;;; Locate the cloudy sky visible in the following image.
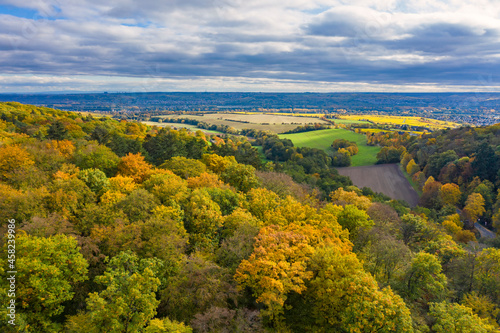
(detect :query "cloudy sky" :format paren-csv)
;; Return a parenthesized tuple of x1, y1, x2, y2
(1, 0, 500, 92)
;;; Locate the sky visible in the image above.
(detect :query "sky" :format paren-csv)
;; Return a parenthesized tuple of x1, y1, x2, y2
(1, 0, 500, 92)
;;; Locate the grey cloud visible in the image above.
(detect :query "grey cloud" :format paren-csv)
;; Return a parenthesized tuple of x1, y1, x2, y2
(383, 22, 500, 54)
(0, 1, 500, 91)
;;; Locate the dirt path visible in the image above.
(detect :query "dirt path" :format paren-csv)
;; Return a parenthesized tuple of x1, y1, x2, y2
(336, 164, 419, 207)
(475, 222, 496, 239)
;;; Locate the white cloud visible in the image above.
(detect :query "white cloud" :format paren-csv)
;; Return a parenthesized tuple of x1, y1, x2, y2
(0, 0, 499, 91)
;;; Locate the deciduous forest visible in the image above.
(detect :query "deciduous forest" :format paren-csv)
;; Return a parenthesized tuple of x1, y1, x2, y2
(0, 102, 499, 332)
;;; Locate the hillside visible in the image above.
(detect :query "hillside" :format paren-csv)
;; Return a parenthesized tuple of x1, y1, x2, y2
(0, 102, 498, 332)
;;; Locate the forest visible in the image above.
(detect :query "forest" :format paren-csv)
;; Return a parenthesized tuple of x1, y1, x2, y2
(0, 102, 499, 332)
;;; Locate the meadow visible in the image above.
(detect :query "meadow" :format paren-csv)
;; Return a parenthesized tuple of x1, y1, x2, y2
(280, 128, 380, 166)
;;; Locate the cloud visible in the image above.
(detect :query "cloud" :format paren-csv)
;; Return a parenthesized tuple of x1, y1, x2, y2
(0, 0, 499, 91)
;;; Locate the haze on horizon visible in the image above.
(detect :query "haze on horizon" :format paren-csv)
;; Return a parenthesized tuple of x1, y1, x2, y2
(1, 0, 500, 93)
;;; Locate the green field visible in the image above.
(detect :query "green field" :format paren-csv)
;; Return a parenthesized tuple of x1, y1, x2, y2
(280, 129, 380, 166)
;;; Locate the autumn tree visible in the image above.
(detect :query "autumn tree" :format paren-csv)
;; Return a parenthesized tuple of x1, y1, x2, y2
(235, 225, 316, 325)
(474, 248, 500, 306)
(406, 159, 420, 175)
(187, 172, 224, 189)
(201, 153, 237, 174)
(440, 183, 461, 206)
(0, 144, 35, 181)
(144, 318, 193, 333)
(235, 223, 350, 327)
(117, 152, 154, 183)
(463, 193, 485, 228)
(143, 172, 189, 204)
(329, 187, 371, 210)
(108, 175, 138, 194)
(46, 139, 75, 158)
(160, 254, 237, 323)
(299, 246, 414, 333)
(461, 292, 500, 329)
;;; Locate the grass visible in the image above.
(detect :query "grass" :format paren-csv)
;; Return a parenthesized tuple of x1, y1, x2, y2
(280, 128, 380, 166)
(254, 146, 269, 163)
(400, 164, 422, 196)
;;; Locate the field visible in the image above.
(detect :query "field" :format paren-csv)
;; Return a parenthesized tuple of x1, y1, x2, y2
(279, 128, 380, 166)
(142, 121, 224, 134)
(338, 115, 460, 129)
(336, 164, 420, 206)
(162, 113, 330, 133)
(332, 118, 371, 125)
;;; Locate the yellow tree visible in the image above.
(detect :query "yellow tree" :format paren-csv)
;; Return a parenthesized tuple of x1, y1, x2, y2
(46, 139, 75, 159)
(235, 223, 350, 326)
(461, 292, 500, 329)
(187, 172, 224, 189)
(108, 175, 139, 194)
(423, 176, 436, 191)
(463, 193, 485, 225)
(0, 144, 35, 181)
(440, 183, 461, 206)
(329, 187, 371, 210)
(305, 247, 414, 333)
(406, 159, 420, 175)
(201, 153, 237, 174)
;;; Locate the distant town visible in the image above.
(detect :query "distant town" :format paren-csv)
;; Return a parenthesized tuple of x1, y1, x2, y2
(1, 92, 500, 126)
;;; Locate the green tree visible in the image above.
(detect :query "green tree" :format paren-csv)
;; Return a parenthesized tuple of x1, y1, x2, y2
(144, 318, 193, 333)
(115, 188, 160, 222)
(336, 204, 374, 239)
(472, 142, 499, 182)
(221, 163, 260, 193)
(0, 232, 88, 332)
(66, 251, 161, 333)
(73, 143, 120, 177)
(47, 120, 68, 140)
(429, 301, 495, 333)
(184, 188, 223, 252)
(402, 252, 447, 302)
(78, 168, 110, 196)
(161, 156, 207, 179)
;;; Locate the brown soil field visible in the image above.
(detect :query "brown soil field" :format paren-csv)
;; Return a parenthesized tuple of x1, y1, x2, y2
(336, 164, 419, 207)
(163, 113, 330, 133)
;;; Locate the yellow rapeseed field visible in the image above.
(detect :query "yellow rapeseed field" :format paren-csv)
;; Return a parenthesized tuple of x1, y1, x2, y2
(337, 115, 460, 129)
